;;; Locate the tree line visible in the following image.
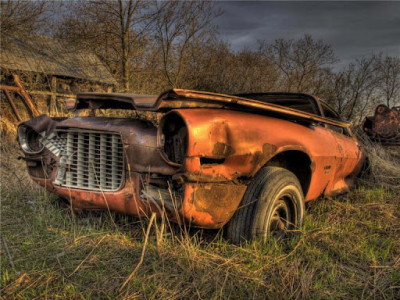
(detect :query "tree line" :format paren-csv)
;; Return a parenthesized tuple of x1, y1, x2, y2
(1, 0, 399, 121)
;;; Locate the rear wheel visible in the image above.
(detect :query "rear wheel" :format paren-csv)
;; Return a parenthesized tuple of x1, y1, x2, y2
(226, 166, 304, 244)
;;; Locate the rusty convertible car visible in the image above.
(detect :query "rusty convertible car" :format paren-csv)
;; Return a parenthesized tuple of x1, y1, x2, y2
(18, 89, 363, 243)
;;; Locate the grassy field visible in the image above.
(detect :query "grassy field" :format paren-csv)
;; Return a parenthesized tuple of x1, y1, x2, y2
(1, 142, 400, 299)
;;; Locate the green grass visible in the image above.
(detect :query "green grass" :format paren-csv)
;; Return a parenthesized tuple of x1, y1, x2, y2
(1, 145, 399, 299)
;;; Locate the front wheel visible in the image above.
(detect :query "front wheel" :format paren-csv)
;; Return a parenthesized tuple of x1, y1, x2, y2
(226, 166, 305, 244)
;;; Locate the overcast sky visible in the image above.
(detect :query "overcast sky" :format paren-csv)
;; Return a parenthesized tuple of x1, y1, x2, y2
(214, 1, 400, 68)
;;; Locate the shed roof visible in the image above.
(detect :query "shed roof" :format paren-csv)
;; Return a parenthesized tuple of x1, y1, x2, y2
(1, 34, 117, 85)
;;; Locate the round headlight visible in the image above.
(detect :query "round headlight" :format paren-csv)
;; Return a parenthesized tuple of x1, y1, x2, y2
(18, 125, 44, 154)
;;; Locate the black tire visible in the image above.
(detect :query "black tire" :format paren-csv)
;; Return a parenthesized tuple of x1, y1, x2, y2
(226, 166, 305, 244)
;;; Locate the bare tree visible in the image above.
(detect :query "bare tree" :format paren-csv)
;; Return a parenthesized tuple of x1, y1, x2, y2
(376, 56, 400, 107)
(325, 55, 380, 121)
(56, 0, 150, 92)
(153, 0, 221, 88)
(0, 0, 52, 35)
(180, 38, 233, 92)
(226, 48, 279, 93)
(261, 34, 336, 93)
(173, 38, 280, 94)
(16, 0, 393, 120)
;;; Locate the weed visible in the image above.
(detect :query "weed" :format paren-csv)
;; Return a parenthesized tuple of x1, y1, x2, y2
(1, 142, 399, 299)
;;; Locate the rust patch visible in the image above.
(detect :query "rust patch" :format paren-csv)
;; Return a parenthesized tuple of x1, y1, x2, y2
(310, 161, 316, 173)
(124, 192, 133, 212)
(263, 143, 278, 157)
(191, 183, 247, 225)
(250, 143, 277, 171)
(250, 151, 264, 169)
(177, 172, 230, 183)
(212, 142, 235, 158)
(324, 165, 331, 174)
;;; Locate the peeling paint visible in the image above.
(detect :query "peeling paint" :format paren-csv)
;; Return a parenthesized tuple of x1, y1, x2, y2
(212, 142, 235, 158)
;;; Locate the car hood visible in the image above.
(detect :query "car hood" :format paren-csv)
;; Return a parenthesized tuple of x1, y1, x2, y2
(70, 89, 350, 128)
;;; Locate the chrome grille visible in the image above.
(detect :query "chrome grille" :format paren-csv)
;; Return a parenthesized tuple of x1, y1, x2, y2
(55, 130, 124, 191)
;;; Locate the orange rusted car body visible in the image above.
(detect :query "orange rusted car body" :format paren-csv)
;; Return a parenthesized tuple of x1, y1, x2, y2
(18, 89, 363, 228)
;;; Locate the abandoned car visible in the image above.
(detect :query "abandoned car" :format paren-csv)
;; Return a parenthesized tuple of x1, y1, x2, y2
(18, 89, 363, 243)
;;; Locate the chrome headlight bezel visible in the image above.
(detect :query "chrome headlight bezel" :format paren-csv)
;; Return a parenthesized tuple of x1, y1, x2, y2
(18, 125, 44, 154)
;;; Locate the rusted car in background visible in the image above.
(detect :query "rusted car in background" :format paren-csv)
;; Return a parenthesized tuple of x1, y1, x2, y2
(18, 89, 363, 243)
(361, 104, 400, 146)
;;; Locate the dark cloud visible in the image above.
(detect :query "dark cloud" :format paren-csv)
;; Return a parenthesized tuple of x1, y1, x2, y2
(214, 1, 400, 67)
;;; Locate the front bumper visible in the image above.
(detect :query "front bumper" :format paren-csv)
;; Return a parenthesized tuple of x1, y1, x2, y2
(30, 170, 247, 229)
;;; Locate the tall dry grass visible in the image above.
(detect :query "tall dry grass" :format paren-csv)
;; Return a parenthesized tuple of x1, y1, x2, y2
(0, 117, 17, 142)
(1, 137, 400, 299)
(1, 113, 399, 298)
(354, 128, 400, 191)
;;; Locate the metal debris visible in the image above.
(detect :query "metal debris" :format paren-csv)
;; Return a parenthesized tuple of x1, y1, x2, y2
(361, 104, 400, 145)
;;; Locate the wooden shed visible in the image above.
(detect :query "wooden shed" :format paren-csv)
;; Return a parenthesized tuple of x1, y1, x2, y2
(1, 34, 117, 122)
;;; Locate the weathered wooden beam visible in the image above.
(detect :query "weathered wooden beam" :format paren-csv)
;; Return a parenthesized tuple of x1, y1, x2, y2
(1, 85, 76, 99)
(0, 85, 21, 92)
(50, 76, 57, 114)
(3, 89, 22, 122)
(28, 90, 76, 98)
(12, 74, 40, 117)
